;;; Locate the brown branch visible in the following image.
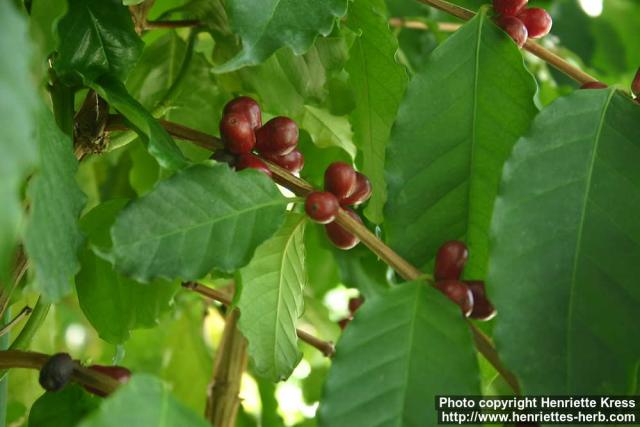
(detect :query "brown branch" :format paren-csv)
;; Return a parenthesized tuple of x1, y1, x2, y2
(0, 306, 32, 338)
(145, 19, 202, 29)
(388, 18, 461, 32)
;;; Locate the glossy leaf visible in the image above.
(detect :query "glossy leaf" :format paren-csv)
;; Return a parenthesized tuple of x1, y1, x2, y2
(319, 282, 480, 426)
(24, 107, 86, 302)
(238, 214, 307, 381)
(384, 7, 537, 278)
(300, 105, 356, 159)
(111, 164, 288, 282)
(345, 0, 408, 223)
(29, 385, 100, 427)
(489, 89, 640, 394)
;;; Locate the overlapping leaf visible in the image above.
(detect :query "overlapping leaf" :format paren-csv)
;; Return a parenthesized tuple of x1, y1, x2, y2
(489, 89, 640, 394)
(29, 385, 100, 427)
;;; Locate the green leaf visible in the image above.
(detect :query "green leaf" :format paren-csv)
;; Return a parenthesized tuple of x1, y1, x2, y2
(300, 105, 355, 159)
(77, 375, 210, 427)
(30, 0, 67, 56)
(91, 75, 189, 171)
(54, 0, 144, 83)
(123, 0, 145, 5)
(215, 0, 348, 72)
(237, 214, 307, 381)
(28, 385, 100, 427)
(488, 89, 640, 394)
(111, 164, 288, 282)
(345, 0, 408, 224)
(318, 282, 480, 426)
(384, 7, 537, 278)
(24, 108, 86, 303)
(0, 1, 39, 284)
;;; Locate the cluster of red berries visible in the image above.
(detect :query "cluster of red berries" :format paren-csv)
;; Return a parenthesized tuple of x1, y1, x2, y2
(304, 162, 372, 250)
(433, 241, 496, 320)
(216, 97, 304, 176)
(337, 296, 364, 330)
(493, 0, 552, 48)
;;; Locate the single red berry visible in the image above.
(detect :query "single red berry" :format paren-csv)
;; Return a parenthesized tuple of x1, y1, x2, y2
(435, 280, 474, 317)
(211, 149, 237, 167)
(631, 68, 640, 97)
(435, 240, 469, 281)
(339, 172, 372, 207)
(493, 0, 527, 16)
(348, 296, 364, 314)
(236, 153, 272, 176)
(263, 149, 304, 174)
(324, 162, 357, 200)
(255, 117, 299, 155)
(338, 317, 351, 330)
(518, 8, 552, 38)
(84, 365, 132, 397)
(497, 16, 528, 48)
(220, 113, 256, 155)
(305, 192, 340, 224)
(223, 96, 262, 130)
(464, 280, 497, 321)
(580, 81, 608, 90)
(325, 209, 361, 250)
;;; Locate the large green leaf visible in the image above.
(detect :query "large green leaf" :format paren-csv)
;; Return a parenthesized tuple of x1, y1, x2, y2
(345, 0, 408, 224)
(0, 1, 39, 284)
(319, 282, 480, 426)
(300, 105, 355, 159)
(77, 375, 210, 427)
(237, 213, 307, 381)
(111, 164, 288, 282)
(24, 108, 86, 302)
(215, 0, 348, 72)
(384, 7, 537, 278)
(488, 89, 640, 395)
(28, 385, 100, 427)
(54, 0, 144, 83)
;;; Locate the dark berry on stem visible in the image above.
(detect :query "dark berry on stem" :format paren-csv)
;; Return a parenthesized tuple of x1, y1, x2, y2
(211, 149, 237, 167)
(220, 113, 255, 155)
(435, 240, 469, 281)
(338, 317, 351, 330)
(324, 162, 357, 200)
(518, 8, 552, 38)
(264, 149, 304, 174)
(493, 0, 527, 16)
(325, 209, 361, 250)
(223, 96, 262, 130)
(435, 280, 474, 317)
(348, 296, 364, 314)
(84, 365, 132, 397)
(305, 192, 339, 224)
(631, 68, 640, 97)
(255, 117, 299, 155)
(340, 172, 372, 207)
(464, 280, 497, 321)
(39, 353, 75, 392)
(497, 16, 528, 48)
(236, 153, 272, 176)
(580, 81, 608, 90)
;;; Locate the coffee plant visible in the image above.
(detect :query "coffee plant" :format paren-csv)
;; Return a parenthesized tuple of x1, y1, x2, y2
(1, 0, 639, 426)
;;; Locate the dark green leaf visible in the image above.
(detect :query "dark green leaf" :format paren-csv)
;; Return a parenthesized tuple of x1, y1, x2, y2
(384, 7, 537, 278)
(111, 164, 288, 282)
(28, 385, 100, 427)
(30, 0, 67, 56)
(489, 89, 640, 394)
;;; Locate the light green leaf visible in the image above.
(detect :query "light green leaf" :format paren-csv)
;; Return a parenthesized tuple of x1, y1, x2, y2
(24, 107, 86, 303)
(29, 385, 100, 427)
(319, 282, 480, 426)
(384, 7, 537, 278)
(123, 0, 145, 5)
(345, 0, 408, 224)
(489, 89, 640, 394)
(300, 105, 355, 159)
(111, 164, 288, 282)
(238, 214, 307, 381)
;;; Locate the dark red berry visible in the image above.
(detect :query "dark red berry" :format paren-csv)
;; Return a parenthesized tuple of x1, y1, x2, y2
(255, 117, 299, 156)
(339, 172, 372, 207)
(338, 317, 351, 330)
(84, 365, 131, 397)
(435, 240, 469, 281)
(263, 149, 304, 174)
(39, 353, 75, 392)
(518, 8, 552, 38)
(435, 280, 474, 317)
(220, 113, 255, 155)
(497, 16, 528, 48)
(305, 192, 340, 224)
(631, 68, 640, 97)
(493, 0, 527, 16)
(324, 162, 357, 200)
(236, 153, 272, 176)
(211, 149, 237, 167)
(580, 81, 608, 90)
(464, 280, 497, 321)
(325, 209, 361, 250)
(348, 296, 364, 314)
(223, 96, 262, 130)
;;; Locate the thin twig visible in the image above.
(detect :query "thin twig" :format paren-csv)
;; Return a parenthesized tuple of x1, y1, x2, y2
(0, 307, 32, 338)
(145, 19, 202, 29)
(388, 17, 461, 32)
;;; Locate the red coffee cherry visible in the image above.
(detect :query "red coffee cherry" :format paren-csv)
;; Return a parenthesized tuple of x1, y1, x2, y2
(518, 8, 552, 38)
(435, 240, 469, 281)
(337, 317, 351, 330)
(497, 16, 528, 48)
(220, 113, 255, 155)
(493, 0, 527, 16)
(325, 209, 362, 250)
(263, 149, 304, 174)
(305, 192, 340, 224)
(340, 172, 372, 207)
(324, 162, 357, 200)
(39, 353, 75, 392)
(236, 153, 272, 176)
(348, 296, 364, 314)
(632, 68, 640, 97)
(464, 280, 497, 321)
(255, 117, 299, 155)
(84, 365, 132, 397)
(580, 81, 608, 89)
(223, 96, 262, 130)
(435, 280, 474, 317)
